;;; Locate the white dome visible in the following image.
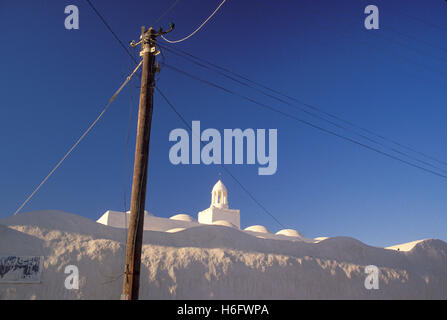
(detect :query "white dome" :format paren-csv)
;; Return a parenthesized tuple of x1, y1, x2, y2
(244, 225, 270, 233)
(275, 229, 303, 238)
(212, 220, 235, 228)
(166, 227, 186, 233)
(169, 214, 195, 222)
(212, 180, 227, 193)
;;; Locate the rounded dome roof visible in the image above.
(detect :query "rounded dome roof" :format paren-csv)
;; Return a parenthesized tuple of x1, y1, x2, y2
(212, 180, 227, 193)
(166, 227, 186, 233)
(275, 229, 302, 238)
(212, 220, 235, 228)
(244, 225, 270, 233)
(169, 214, 195, 222)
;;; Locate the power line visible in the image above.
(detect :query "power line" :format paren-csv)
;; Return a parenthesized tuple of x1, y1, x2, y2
(300, 5, 447, 71)
(158, 43, 447, 172)
(85, 0, 138, 65)
(293, 9, 447, 167)
(158, 45, 447, 176)
(162, 62, 447, 182)
(154, 0, 181, 26)
(81, 0, 447, 225)
(396, 11, 447, 33)
(82, 0, 286, 230)
(155, 86, 286, 229)
(368, 29, 447, 65)
(160, 0, 226, 44)
(309, 5, 447, 76)
(270, 4, 447, 80)
(386, 26, 447, 55)
(13, 61, 143, 216)
(85, 0, 447, 172)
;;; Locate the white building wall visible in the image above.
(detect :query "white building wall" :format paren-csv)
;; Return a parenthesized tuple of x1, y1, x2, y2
(198, 206, 240, 229)
(97, 180, 241, 231)
(96, 211, 200, 232)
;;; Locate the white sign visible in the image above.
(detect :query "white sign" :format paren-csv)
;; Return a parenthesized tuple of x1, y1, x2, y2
(0, 256, 43, 283)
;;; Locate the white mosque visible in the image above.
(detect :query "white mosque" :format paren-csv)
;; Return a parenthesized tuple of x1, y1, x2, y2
(97, 180, 312, 241)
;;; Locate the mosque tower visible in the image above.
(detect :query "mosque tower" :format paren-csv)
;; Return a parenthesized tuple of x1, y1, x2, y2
(198, 180, 241, 228)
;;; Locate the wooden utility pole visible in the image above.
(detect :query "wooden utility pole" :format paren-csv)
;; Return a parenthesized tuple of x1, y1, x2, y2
(121, 26, 156, 300)
(121, 24, 173, 300)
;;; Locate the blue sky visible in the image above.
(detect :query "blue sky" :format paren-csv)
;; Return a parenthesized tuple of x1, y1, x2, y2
(1, 0, 446, 247)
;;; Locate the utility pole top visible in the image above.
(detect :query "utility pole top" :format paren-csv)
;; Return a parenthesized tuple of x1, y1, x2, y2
(130, 23, 175, 56)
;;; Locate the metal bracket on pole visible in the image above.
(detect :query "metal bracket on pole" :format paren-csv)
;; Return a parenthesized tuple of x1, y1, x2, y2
(129, 23, 175, 57)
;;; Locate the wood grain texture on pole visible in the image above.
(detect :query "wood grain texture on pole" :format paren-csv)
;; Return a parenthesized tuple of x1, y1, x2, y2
(122, 27, 156, 300)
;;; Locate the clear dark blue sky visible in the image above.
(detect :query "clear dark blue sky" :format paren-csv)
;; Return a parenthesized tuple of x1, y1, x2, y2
(1, 0, 446, 247)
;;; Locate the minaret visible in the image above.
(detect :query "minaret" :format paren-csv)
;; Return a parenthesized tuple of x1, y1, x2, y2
(211, 180, 229, 209)
(198, 180, 241, 228)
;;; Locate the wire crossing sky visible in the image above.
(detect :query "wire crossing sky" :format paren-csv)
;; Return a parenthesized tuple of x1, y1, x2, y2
(1, 0, 447, 247)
